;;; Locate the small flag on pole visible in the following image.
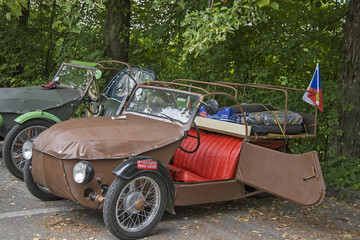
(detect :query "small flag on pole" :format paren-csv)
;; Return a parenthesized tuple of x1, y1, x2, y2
(303, 63, 323, 112)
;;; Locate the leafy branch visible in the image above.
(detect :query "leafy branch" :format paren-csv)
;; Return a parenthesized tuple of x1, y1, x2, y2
(181, 0, 278, 58)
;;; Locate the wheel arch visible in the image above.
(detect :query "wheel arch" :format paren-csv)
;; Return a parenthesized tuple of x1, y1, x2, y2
(14, 111, 61, 124)
(3, 116, 57, 179)
(112, 156, 175, 215)
(0, 114, 4, 128)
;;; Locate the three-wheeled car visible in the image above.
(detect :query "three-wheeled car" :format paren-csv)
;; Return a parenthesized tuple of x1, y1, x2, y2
(24, 80, 326, 239)
(0, 60, 155, 179)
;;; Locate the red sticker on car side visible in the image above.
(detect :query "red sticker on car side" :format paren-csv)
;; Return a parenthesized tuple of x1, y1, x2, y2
(137, 160, 158, 170)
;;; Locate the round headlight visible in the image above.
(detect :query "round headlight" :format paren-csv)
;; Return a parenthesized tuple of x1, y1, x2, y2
(22, 141, 33, 160)
(73, 161, 94, 184)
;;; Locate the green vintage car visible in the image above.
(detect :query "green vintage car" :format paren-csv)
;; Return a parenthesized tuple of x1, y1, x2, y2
(0, 60, 155, 179)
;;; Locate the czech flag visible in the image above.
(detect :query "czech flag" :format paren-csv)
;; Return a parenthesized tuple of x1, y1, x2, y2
(302, 63, 323, 112)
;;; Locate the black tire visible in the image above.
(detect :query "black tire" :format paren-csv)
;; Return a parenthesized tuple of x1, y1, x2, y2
(3, 119, 53, 179)
(23, 158, 62, 201)
(251, 123, 303, 135)
(226, 104, 276, 113)
(104, 173, 167, 240)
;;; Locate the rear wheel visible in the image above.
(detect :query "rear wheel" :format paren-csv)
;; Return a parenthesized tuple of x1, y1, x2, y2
(23, 158, 62, 201)
(3, 119, 53, 179)
(103, 173, 167, 240)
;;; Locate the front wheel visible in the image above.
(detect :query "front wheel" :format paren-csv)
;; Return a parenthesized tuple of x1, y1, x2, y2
(23, 158, 62, 201)
(3, 119, 53, 179)
(103, 173, 167, 240)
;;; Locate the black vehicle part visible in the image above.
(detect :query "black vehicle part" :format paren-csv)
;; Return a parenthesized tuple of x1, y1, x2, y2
(226, 104, 276, 113)
(3, 119, 54, 179)
(301, 113, 316, 134)
(23, 158, 62, 201)
(204, 99, 219, 115)
(113, 156, 175, 215)
(103, 172, 167, 240)
(247, 110, 303, 126)
(179, 122, 200, 154)
(251, 123, 303, 135)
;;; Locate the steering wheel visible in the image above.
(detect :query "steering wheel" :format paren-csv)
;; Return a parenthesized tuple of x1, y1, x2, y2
(179, 122, 200, 154)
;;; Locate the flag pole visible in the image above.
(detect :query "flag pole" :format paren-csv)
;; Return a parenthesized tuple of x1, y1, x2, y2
(316, 63, 320, 106)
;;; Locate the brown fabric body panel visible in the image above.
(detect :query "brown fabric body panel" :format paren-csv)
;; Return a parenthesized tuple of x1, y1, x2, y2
(61, 159, 122, 209)
(33, 151, 122, 208)
(32, 150, 75, 201)
(32, 142, 183, 208)
(143, 140, 183, 167)
(173, 180, 245, 206)
(236, 142, 325, 206)
(33, 113, 185, 160)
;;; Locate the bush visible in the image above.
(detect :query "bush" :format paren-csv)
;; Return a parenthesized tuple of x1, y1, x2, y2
(322, 156, 360, 191)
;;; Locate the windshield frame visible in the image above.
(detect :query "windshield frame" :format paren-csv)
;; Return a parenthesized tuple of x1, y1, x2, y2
(124, 85, 202, 126)
(52, 63, 99, 96)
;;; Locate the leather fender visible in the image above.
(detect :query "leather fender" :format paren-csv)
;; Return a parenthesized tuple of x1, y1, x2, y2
(0, 114, 3, 128)
(112, 156, 175, 214)
(15, 111, 61, 124)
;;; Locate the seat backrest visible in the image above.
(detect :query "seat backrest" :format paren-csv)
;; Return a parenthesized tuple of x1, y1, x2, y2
(173, 130, 243, 180)
(98, 96, 121, 116)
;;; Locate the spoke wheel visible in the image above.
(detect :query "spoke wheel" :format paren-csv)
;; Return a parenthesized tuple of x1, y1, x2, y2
(104, 173, 167, 240)
(3, 119, 53, 179)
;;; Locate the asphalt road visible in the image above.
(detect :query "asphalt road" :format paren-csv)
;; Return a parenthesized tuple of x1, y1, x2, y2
(0, 157, 359, 240)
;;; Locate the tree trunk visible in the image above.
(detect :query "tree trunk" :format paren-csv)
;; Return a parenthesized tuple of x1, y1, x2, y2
(43, 0, 57, 79)
(19, 0, 30, 27)
(12, 0, 30, 84)
(328, 0, 360, 159)
(104, 0, 130, 62)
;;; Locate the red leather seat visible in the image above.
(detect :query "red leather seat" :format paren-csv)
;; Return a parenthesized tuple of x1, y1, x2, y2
(169, 129, 243, 183)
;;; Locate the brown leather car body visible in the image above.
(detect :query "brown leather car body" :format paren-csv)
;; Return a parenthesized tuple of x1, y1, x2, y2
(30, 82, 326, 212)
(32, 113, 186, 208)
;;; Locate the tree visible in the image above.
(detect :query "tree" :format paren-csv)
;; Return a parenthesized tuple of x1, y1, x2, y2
(0, 0, 30, 87)
(0, 0, 105, 87)
(104, 0, 130, 61)
(328, 0, 360, 159)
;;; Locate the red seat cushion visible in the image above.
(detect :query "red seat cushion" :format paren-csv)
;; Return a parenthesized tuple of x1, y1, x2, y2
(168, 165, 210, 182)
(170, 129, 243, 183)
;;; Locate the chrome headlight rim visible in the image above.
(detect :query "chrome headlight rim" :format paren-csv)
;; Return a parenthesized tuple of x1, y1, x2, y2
(73, 161, 94, 184)
(22, 140, 33, 160)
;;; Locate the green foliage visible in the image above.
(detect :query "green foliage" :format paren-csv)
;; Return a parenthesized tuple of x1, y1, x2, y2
(0, 0, 105, 88)
(181, 0, 278, 58)
(1, 0, 26, 19)
(322, 155, 360, 191)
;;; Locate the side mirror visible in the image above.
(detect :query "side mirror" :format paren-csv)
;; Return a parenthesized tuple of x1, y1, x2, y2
(205, 99, 219, 115)
(95, 70, 102, 79)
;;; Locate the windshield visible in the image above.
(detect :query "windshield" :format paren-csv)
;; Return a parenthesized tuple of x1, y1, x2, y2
(126, 87, 199, 124)
(53, 63, 97, 89)
(102, 67, 156, 101)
